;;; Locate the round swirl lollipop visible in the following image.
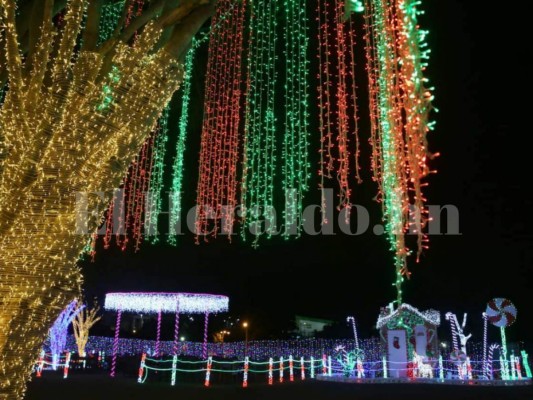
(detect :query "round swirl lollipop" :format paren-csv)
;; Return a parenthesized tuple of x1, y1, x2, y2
(485, 298, 517, 328)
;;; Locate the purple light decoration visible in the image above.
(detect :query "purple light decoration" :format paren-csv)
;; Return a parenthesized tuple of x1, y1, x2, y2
(173, 305, 180, 356)
(203, 312, 209, 360)
(48, 300, 83, 370)
(110, 309, 122, 377)
(482, 312, 488, 378)
(155, 309, 162, 356)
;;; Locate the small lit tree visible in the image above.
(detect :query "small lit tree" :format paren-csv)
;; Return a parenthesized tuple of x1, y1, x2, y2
(72, 298, 101, 357)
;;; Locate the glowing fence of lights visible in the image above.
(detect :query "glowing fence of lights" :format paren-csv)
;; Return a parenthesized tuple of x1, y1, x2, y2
(135, 354, 531, 387)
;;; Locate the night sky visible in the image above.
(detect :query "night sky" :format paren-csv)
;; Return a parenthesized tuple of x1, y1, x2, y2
(80, 1, 531, 345)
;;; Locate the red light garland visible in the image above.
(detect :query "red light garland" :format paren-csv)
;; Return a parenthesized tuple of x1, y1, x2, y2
(363, 0, 436, 300)
(317, 0, 361, 215)
(195, 0, 247, 241)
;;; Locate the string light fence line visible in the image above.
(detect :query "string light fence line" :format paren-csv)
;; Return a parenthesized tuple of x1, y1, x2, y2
(55, 334, 532, 383)
(34, 351, 72, 379)
(137, 353, 325, 387)
(134, 353, 531, 387)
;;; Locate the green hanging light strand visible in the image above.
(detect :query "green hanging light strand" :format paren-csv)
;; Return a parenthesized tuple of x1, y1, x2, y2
(364, 0, 436, 303)
(241, 0, 278, 245)
(282, 0, 310, 238)
(97, 1, 125, 46)
(145, 104, 170, 243)
(168, 44, 196, 245)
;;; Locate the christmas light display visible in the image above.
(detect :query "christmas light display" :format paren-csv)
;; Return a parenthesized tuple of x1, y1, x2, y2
(72, 298, 101, 357)
(205, 357, 212, 387)
(243, 356, 249, 387)
(377, 304, 440, 329)
(289, 355, 294, 381)
(482, 312, 488, 378)
(111, 309, 122, 378)
(97, 1, 124, 46)
(241, 0, 278, 244)
(363, 0, 436, 302)
(171, 354, 177, 385)
(487, 344, 499, 380)
(316, 0, 361, 214)
(521, 351, 532, 379)
(310, 356, 315, 378)
(63, 352, 71, 379)
(486, 298, 517, 381)
(168, 45, 196, 245)
(104, 292, 229, 314)
(173, 311, 181, 356)
(202, 312, 209, 359)
(279, 357, 284, 383)
(281, 0, 311, 237)
(138, 353, 146, 383)
(48, 300, 82, 370)
(346, 316, 360, 350)
(268, 357, 274, 384)
(510, 354, 516, 380)
(155, 309, 162, 356)
(196, 0, 247, 239)
(145, 106, 171, 243)
(445, 312, 472, 354)
(36, 351, 45, 378)
(0, 0, 213, 389)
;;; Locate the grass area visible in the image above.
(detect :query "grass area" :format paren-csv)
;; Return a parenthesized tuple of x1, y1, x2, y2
(27, 372, 533, 400)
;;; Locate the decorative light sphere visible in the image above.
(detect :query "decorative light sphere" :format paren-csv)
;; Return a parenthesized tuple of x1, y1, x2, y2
(105, 292, 229, 314)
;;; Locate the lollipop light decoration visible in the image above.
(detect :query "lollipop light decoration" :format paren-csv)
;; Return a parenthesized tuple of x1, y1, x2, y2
(485, 298, 518, 380)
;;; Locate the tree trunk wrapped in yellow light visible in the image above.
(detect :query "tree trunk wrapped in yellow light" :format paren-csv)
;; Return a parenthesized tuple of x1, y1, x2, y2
(72, 298, 101, 357)
(0, 0, 214, 398)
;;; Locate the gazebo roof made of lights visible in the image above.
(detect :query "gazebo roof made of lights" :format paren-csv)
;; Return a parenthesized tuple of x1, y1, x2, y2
(104, 292, 229, 314)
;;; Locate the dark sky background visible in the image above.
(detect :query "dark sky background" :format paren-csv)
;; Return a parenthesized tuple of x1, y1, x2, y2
(80, 1, 531, 346)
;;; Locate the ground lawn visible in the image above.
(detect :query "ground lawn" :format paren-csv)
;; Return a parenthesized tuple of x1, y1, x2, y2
(26, 372, 533, 400)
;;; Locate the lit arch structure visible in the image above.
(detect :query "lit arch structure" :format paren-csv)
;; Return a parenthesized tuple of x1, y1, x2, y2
(105, 292, 229, 376)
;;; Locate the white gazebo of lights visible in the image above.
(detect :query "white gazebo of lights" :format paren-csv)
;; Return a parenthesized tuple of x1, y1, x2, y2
(105, 292, 229, 377)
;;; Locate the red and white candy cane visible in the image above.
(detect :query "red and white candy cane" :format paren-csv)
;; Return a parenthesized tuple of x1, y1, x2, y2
(268, 357, 273, 385)
(289, 355, 294, 382)
(138, 353, 146, 383)
(63, 352, 71, 379)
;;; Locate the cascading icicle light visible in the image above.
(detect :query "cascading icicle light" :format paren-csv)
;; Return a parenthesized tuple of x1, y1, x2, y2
(168, 44, 196, 245)
(316, 0, 362, 217)
(282, 0, 310, 238)
(145, 105, 170, 243)
(196, 0, 247, 240)
(363, 0, 436, 303)
(241, 0, 278, 244)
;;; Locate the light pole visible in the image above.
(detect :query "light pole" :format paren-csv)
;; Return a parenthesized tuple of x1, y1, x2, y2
(243, 322, 249, 357)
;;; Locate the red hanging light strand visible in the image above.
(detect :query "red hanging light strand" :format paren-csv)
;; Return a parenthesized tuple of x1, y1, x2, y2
(195, 0, 247, 241)
(317, 0, 362, 215)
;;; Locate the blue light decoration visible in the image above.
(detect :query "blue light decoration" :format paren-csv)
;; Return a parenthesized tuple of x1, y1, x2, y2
(47, 300, 83, 370)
